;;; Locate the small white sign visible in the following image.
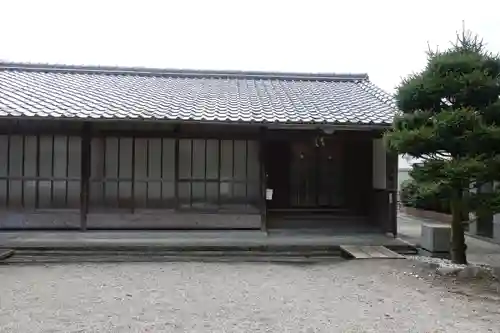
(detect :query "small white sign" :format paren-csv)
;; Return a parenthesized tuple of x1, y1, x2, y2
(266, 189, 273, 200)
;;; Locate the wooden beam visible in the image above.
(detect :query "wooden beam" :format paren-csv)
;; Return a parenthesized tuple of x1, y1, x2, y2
(89, 129, 259, 140)
(80, 122, 91, 231)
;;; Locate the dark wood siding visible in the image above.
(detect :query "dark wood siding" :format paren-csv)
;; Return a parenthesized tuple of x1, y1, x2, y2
(0, 119, 262, 230)
(0, 134, 81, 210)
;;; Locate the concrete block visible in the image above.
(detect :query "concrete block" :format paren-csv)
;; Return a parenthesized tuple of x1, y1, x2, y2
(492, 267, 500, 280)
(421, 223, 451, 253)
(493, 217, 500, 241)
(418, 248, 450, 259)
(468, 220, 478, 235)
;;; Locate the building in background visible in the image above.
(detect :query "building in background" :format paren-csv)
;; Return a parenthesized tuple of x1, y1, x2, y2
(397, 156, 414, 192)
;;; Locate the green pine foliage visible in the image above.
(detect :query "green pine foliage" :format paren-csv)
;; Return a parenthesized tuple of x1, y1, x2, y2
(400, 179, 452, 214)
(385, 28, 500, 264)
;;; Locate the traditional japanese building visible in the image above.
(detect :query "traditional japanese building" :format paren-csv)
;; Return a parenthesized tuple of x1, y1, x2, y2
(0, 63, 398, 233)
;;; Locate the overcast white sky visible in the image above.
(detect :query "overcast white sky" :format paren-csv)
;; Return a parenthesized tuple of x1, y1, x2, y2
(2, 0, 499, 168)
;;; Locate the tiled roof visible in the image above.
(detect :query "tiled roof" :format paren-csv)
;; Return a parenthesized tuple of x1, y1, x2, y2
(0, 63, 397, 126)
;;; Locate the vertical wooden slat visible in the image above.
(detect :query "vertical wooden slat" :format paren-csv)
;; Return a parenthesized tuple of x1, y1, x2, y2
(259, 127, 267, 231)
(117, 137, 121, 205)
(217, 139, 221, 207)
(204, 138, 208, 204)
(5, 134, 10, 207)
(315, 134, 320, 206)
(20, 135, 25, 207)
(189, 138, 194, 208)
(231, 140, 235, 199)
(102, 136, 107, 207)
(145, 138, 150, 207)
(35, 134, 40, 209)
(50, 134, 55, 206)
(80, 122, 91, 231)
(244, 140, 248, 200)
(65, 135, 70, 207)
(131, 136, 136, 213)
(160, 137, 164, 202)
(174, 125, 180, 209)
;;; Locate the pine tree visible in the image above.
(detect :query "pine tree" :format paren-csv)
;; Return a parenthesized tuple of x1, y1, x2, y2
(385, 27, 500, 264)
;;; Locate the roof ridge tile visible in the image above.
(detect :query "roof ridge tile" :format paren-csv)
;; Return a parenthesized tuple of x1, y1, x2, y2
(0, 62, 368, 82)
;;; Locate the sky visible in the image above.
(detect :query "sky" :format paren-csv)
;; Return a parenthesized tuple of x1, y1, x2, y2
(1, 0, 499, 169)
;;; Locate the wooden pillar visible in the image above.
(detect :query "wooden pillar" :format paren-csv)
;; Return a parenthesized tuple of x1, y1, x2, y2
(259, 127, 267, 231)
(372, 136, 385, 231)
(372, 134, 398, 235)
(80, 122, 91, 231)
(386, 151, 398, 237)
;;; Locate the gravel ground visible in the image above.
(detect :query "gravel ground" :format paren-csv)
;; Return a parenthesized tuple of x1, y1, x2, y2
(1, 260, 500, 333)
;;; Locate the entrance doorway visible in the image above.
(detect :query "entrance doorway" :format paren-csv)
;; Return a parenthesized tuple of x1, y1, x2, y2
(265, 136, 345, 211)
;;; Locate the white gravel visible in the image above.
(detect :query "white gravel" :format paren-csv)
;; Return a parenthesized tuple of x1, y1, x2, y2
(406, 255, 469, 268)
(1, 260, 499, 332)
(406, 255, 496, 274)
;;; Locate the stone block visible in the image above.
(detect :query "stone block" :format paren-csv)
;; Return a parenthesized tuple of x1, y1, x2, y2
(457, 266, 497, 280)
(421, 223, 451, 253)
(457, 266, 482, 279)
(436, 266, 462, 276)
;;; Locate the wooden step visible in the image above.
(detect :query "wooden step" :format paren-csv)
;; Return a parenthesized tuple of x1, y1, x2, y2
(0, 249, 15, 261)
(3, 248, 344, 264)
(340, 245, 405, 259)
(267, 218, 369, 229)
(275, 215, 367, 221)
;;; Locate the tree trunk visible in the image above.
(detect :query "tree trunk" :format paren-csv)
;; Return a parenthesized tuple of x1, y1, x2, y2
(450, 189, 467, 264)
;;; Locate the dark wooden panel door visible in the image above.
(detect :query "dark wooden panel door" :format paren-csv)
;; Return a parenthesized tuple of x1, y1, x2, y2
(289, 138, 345, 208)
(317, 138, 345, 207)
(289, 141, 316, 207)
(265, 141, 291, 209)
